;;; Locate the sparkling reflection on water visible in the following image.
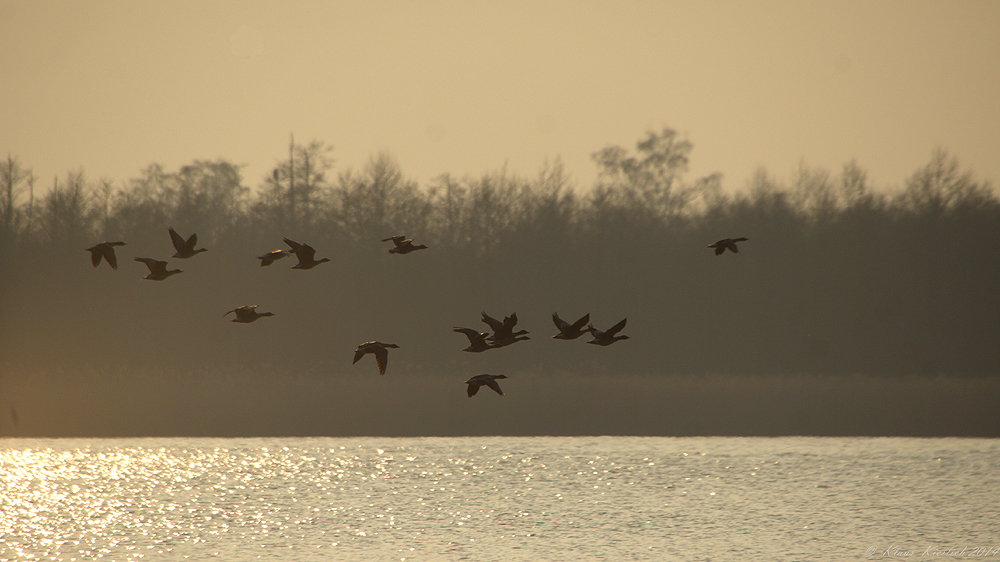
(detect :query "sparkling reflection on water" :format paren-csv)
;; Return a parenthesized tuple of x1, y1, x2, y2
(1, 437, 997, 561)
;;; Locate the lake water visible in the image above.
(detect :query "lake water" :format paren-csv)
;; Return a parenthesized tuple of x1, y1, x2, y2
(1, 437, 997, 561)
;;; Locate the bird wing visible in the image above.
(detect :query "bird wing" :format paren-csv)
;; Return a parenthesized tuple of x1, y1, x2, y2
(169, 228, 185, 252)
(373, 347, 389, 375)
(88, 248, 103, 268)
(467, 381, 480, 397)
(500, 313, 518, 335)
(484, 378, 504, 396)
(258, 250, 285, 266)
(283, 238, 303, 253)
(234, 306, 257, 320)
(480, 312, 504, 334)
(353, 348, 368, 365)
(454, 327, 488, 344)
(297, 243, 317, 262)
(284, 238, 318, 263)
(606, 318, 628, 336)
(570, 313, 590, 332)
(186, 232, 198, 250)
(103, 246, 119, 269)
(134, 257, 166, 273)
(552, 312, 569, 331)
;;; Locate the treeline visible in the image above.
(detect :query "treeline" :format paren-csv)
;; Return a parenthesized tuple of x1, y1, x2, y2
(2, 129, 998, 379)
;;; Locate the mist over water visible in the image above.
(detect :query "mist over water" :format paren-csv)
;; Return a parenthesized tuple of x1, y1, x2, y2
(3, 370, 998, 438)
(1, 137, 998, 437)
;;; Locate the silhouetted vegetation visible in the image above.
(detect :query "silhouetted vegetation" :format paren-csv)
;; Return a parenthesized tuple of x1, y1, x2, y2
(2, 131, 998, 436)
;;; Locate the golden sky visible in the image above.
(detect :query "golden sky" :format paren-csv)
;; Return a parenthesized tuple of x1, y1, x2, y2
(2, 0, 997, 193)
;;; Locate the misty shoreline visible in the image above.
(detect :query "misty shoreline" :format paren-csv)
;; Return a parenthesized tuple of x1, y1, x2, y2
(2, 136, 998, 440)
(3, 370, 997, 438)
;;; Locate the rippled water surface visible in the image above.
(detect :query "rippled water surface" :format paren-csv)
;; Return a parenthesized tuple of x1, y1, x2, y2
(1, 437, 997, 561)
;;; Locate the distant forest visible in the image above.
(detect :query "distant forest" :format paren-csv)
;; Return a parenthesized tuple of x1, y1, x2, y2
(2, 128, 998, 380)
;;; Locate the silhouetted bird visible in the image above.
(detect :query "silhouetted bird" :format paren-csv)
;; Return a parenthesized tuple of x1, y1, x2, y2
(481, 311, 530, 347)
(586, 318, 630, 346)
(224, 305, 275, 323)
(283, 238, 330, 269)
(353, 341, 399, 376)
(708, 237, 748, 255)
(382, 235, 428, 255)
(168, 227, 208, 258)
(453, 327, 498, 353)
(551, 312, 591, 340)
(86, 241, 126, 269)
(134, 257, 182, 281)
(465, 374, 507, 397)
(257, 249, 292, 267)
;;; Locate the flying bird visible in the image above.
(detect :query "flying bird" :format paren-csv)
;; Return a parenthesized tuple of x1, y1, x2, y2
(453, 327, 498, 353)
(382, 235, 428, 255)
(168, 227, 208, 258)
(223, 305, 275, 323)
(586, 318, 630, 346)
(257, 249, 292, 267)
(465, 374, 507, 397)
(481, 311, 530, 347)
(134, 257, 183, 281)
(85, 241, 126, 269)
(353, 341, 400, 376)
(708, 237, 748, 255)
(283, 238, 331, 269)
(551, 312, 591, 340)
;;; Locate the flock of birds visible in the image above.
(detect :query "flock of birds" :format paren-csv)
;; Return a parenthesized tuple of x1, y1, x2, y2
(85, 229, 748, 398)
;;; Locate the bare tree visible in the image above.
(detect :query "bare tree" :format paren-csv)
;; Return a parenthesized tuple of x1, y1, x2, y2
(1, 154, 31, 243)
(590, 127, 708, 219)
(462, 167, 521, 255)
(839, 160, 869, 206)
(94, 178, 116, 236)
(174, 160, 249, 240)
(329, 152, 422, 243)
(38, 170, 92, 246)
(790, 160, 837, 222)
(899, 148, 993, 214)
(427, 173, 467, 248)
(267, 137, 334, 237)
(293, 140, 334, 235)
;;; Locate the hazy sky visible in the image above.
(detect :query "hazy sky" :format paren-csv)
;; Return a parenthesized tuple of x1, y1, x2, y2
(2, 0, 997, 194)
